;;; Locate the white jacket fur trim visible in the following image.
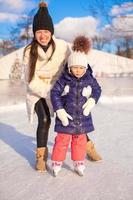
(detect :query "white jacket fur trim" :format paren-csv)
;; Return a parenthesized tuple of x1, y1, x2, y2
(23, 37, 70, 123)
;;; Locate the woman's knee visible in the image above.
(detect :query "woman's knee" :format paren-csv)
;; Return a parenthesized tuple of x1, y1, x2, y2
(38, 115, 51, 128)
(43, 115, 51, 124)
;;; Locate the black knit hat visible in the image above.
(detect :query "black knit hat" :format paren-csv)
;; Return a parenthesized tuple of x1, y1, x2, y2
(33, 2, 54, 35)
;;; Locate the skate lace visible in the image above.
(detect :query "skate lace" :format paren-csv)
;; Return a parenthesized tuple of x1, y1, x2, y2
(75, 161, 84, 166)
(52, 161, 62, 167)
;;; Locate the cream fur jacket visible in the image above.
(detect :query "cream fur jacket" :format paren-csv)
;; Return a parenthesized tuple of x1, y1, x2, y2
(23, 36, 70, 123)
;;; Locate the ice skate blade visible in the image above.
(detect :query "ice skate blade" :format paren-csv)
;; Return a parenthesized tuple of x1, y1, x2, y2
(74, 169, 84, 176)
(53, 170, 59, 177)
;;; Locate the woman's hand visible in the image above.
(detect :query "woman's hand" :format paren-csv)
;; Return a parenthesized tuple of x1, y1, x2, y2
(38, 75, 45, 80)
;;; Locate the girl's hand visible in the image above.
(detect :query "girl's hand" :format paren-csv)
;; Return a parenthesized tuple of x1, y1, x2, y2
(56, 109, 73, 126)
(82, 98, 95, 116)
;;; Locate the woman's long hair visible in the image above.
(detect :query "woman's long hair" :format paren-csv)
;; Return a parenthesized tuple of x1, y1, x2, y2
(24, 37, 55, 83)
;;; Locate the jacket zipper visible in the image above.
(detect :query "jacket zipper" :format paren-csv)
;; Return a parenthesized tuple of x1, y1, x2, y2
(75, 79, 80, 133)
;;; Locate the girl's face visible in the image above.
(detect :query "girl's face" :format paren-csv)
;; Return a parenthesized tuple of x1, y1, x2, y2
(70, 66, 86, 78)
(35, 30, 52, 46)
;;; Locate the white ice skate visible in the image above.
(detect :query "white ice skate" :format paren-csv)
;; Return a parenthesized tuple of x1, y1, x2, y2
(52, 161, 62, 177)
(74, 161, 85, 176)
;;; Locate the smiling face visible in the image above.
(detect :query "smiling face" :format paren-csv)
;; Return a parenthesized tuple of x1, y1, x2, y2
(35, 29, 52, 46)
(70, 65, 86, 78)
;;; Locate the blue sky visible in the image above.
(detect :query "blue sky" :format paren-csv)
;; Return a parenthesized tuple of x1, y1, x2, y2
(0, 0, 132, 40)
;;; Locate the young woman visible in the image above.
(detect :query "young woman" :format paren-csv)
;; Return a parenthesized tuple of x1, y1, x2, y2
(23, 2, 102, 172)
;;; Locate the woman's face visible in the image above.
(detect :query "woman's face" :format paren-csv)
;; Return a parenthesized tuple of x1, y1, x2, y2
(35, 30, 52, 46)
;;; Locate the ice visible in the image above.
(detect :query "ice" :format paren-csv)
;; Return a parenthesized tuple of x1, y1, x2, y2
(0, 79, 133, 200)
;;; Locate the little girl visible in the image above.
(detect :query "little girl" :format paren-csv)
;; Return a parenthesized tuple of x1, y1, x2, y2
(50, 36, 102, 176)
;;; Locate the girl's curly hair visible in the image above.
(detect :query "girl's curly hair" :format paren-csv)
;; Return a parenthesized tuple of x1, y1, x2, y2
(72, 36, 91, 54)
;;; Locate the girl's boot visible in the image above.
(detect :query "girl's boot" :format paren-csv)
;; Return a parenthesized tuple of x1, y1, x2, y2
(52, 161, 62, 176)
(74, 161, 85, 176)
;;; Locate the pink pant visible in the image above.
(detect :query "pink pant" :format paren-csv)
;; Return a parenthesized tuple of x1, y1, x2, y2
(51, 133, 87, 161)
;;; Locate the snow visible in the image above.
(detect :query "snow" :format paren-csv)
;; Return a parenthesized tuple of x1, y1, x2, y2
(0, 101, 133, 200)
(1, 46, 133, 79)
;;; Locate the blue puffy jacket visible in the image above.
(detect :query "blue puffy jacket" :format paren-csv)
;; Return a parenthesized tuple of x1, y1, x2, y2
(51, 65, 102, 134)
